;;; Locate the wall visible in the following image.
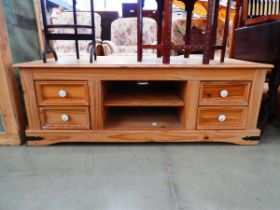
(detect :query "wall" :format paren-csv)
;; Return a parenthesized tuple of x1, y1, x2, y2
(3, 0, 41, 63)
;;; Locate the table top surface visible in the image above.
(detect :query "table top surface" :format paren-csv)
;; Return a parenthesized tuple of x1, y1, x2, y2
(14, 55, 273, 69)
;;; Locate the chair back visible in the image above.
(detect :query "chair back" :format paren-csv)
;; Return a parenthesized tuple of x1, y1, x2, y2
(111, 17, 157, 46)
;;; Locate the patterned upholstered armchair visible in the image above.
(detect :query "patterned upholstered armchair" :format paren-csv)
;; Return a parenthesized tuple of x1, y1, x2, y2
(51, 12, 102, 56)
(102, 17, 157, 56)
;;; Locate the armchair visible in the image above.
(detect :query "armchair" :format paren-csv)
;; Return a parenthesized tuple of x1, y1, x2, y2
(52, 11, 102, 56)
(102, 17, 157, 56)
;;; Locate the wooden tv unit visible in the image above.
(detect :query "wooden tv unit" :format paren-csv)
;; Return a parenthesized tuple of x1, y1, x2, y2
(16, 55, 272, 146)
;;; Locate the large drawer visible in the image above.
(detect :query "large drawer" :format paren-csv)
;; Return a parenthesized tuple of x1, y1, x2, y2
(197, 107, 247, 130)
(199, 81, 251, 105)
(39, 107, 90, 130)
(35, 81, 89, 106)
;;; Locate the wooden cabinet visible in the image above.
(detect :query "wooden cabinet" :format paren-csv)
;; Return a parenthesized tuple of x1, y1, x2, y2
(16, 56, 272, 146)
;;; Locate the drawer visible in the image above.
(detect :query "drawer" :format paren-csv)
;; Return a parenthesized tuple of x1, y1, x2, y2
(200, 82, 251, 105)
(39, 107, 90, 130)
(35, 81, 89, 106)
(197, 107, 247, 130)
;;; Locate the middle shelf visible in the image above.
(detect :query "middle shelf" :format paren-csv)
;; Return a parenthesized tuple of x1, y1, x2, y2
(103, 81, 185, 107)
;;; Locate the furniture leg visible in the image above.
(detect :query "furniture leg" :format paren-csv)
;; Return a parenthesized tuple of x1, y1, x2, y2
(229, 0, 241, 58)
(209, 0, 220, 60)
(42, 42, 58, 63)
(89, 0, 97, 63)
(137, 0, 144, 62)
(157, 2, 164, 58)
(203, 0, 216, 64)
(183, 0, 196, 58)
(72, 0, 80, 60)
(161, 0, 172, 64)
(220, 0, 231, 62)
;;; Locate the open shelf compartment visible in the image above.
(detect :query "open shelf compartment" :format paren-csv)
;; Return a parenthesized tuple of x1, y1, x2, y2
(104, 107, 184, 130)
(103, 81, 186, 107)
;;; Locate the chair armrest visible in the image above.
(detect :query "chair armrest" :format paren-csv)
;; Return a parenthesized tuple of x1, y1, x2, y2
(86, 38, 102, 53)
(102, 40, 120, 55)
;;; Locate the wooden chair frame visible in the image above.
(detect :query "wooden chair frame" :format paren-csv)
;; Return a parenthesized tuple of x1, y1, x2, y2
(137, 0, 232, 64)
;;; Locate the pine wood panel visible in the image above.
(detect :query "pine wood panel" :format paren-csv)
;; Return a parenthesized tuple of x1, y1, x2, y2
(14, 55, 273, 69)
(104, 93, 184, 106)
(200, 81, 251, 105)
(39, 106, 90, 130)
(94, 80, 104, 129)
(246, 70, 267, 129)
(25, 129, 261, 146)
(31, 68, 258, 81)
(20, 70, 41, 130)
(197, 106, 247, 130)
(103, 81, 185, 107)
(35, 81, 89, 106)
(184, 81, 200, 129)
(0, 0, 23, 145)
(105, 107, 182, 130)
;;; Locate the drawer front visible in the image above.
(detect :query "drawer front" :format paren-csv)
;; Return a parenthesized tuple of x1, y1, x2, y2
(36, 81, 89, 106)
(40, 107, 90, 130)
(197, 107, 247, 130)
(200, 82, 251, 105)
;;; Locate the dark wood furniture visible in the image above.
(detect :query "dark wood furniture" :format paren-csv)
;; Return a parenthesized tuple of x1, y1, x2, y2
(241, 0, 280, 26)
(123, 3, 161, 57)
(137, 0, 232, 64)
(233, 20, 280, 129)
(232, 0, 280, 129)
(96, 11, 119, 41)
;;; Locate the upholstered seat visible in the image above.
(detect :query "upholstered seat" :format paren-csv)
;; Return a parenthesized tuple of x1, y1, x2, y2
(51, 12, 102, 56)
(102, 17, 157, 56)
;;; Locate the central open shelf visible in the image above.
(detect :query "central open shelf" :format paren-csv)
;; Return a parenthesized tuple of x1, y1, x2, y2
(104, 107, 183, 130)
(103, 81, 185, 107)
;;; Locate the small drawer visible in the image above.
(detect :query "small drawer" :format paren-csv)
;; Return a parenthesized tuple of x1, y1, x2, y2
(35, 81, 89, 106)
(39, 107, 90, 130)
(200, 82, 251, 105)
(197, 107, 247, 130)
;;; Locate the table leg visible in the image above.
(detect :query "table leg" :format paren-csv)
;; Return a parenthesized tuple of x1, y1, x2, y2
(203, 0, 216, 64)
(137, 0, 144, 62)
(209, 0, 220, 60)
(162, 0, 172, 64)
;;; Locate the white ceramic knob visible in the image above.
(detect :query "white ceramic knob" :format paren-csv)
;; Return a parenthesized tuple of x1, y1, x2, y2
(220, 89, 229, 98)
(137, 81, 149, 86)
(61, 114, 69, 122)
(152, 122, 158, 127)
(218, 115, 226, 122)
(58, 89, 67, 98)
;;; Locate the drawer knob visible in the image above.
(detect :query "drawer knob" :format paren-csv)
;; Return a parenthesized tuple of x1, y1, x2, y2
(218, 115, 226, 122)
(220, 89, 229, 98)
(152, 122, 158, 127)
(61, 114, 69, 122)
(137, 81, 149, 86)
(220, 90, 228, 98)
(58, 90, 67, 98)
